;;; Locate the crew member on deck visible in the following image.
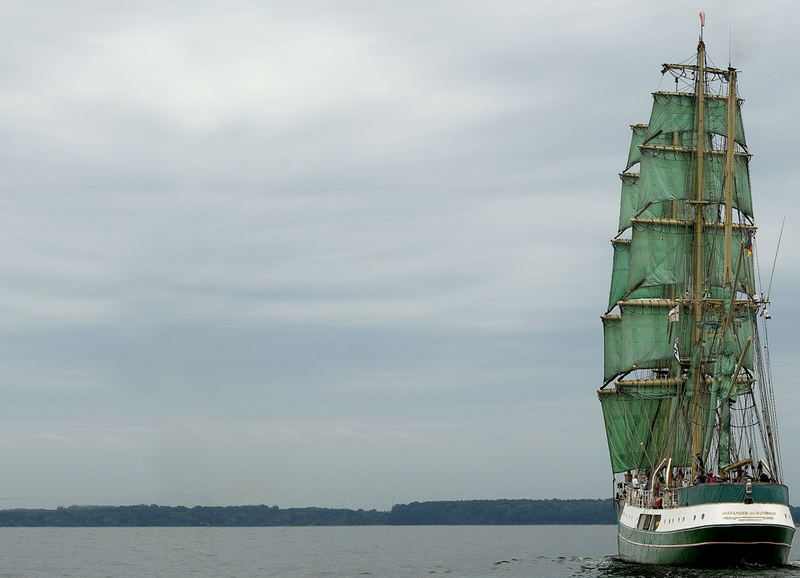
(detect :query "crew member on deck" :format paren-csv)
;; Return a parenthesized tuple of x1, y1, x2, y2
(694, 453, 705, 474)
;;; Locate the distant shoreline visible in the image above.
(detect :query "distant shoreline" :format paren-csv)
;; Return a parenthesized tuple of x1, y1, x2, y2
(1, 499, 796, 527)
(0, 498, 616, 527)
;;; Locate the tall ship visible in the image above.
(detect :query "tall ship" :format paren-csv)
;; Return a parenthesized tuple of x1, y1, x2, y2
(598, 18, 795, 566)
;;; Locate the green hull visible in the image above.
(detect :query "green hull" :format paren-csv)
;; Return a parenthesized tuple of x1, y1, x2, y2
(617, 520, 794, 566)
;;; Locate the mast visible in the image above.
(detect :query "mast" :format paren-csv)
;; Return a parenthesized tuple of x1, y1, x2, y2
(690, 37, 706, 480)
(718, 65, 738, 474)
(723, 68, 737, 284)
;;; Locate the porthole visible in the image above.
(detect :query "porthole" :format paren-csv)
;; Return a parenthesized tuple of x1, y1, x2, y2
(701, 513, 705, 520)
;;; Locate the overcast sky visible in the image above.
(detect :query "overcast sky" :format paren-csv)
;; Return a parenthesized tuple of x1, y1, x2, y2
(1, 0, 798, 509)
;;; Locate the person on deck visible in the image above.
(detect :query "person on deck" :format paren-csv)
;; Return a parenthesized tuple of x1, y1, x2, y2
(695, 453, 705, 474)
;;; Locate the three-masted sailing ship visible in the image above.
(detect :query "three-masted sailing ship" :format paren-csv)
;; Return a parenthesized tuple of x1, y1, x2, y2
(598, 20, 795, 566)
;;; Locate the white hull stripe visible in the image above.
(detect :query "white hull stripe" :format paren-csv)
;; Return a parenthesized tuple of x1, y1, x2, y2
(618, 532, 792, 549)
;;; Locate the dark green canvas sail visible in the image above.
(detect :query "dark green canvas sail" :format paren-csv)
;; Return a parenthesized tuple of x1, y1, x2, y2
(626, 221, 692, 293)
(603, 303, 676, 380)
(703, 226, 756, 295)
(603, 315, 622, 382)
(626, 125, 647, 171)
(618, 173, 640, 232)
(599, 390, 664, 472)
(645, 92, 747, 147)
(674, 304, 756, 371)
(638, 147, 753, 217)
(625, 221, 754, 296)
(599, 387, 690, 473)
(608, 240, 662, 309)
(625, 124, 678, 171)
(618, 173, 673, 233)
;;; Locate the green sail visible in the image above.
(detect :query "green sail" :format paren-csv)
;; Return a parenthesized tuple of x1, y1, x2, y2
(645, 92, 747, 147)
(618, 173, 673, 233)
(625, 124, 677, 171)
(704, 226, 757, 296)
(627, 221, 691, 293)
(599, 391, 663, 472)
(599, 388, 690, 473)
(638, 146, 753, 217)
(674, 304, 755, 370)
(734, 310, 756, 370)
(619, 173, 640, 232)
(626, 125, 647, 171)
(619, 303, 675, 370)
(603, 303, 676, 380)
(626, 220, 755, 296)
(608, 240, 662, 309)
(603, 315, 622, 381)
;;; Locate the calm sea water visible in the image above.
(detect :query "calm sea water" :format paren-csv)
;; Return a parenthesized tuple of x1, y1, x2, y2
(0, 525, 798, 577)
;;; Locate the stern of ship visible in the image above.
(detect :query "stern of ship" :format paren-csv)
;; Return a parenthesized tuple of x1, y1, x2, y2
(616, 483, 795, 566)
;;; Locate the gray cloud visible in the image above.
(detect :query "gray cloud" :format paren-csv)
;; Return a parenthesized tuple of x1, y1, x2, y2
(0, 0, 797, 508)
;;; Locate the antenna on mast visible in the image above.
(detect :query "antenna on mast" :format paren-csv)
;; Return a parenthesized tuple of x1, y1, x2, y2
(699, 11, 706, 41)
(729, 20, 733, 67)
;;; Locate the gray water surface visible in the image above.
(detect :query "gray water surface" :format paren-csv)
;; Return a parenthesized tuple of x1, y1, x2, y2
(0, 525, 797, 577)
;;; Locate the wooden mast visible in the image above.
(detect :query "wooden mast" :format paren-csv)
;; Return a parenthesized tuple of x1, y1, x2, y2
(690, 37, 706, 480)
(723, 69, 737, 285)
(718, 66, 738, 474)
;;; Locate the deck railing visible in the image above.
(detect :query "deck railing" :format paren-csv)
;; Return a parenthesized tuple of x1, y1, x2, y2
(622, 483, 685, 509)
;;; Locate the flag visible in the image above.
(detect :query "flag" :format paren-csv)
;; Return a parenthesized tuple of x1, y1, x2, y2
(674, 338, 680, 362)
(668, 306, 679, 323)
(700, 11, 705, 26)
(746, 235, 753, 256)
(762, 308, 772, 319)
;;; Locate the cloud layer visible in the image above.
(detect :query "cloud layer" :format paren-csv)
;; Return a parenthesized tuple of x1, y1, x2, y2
(0, 0, 798, 508)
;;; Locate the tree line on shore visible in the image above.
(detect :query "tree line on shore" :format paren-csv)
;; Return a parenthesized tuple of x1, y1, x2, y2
(0, 499, 616, 526)
(0, 499, 796, 526)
